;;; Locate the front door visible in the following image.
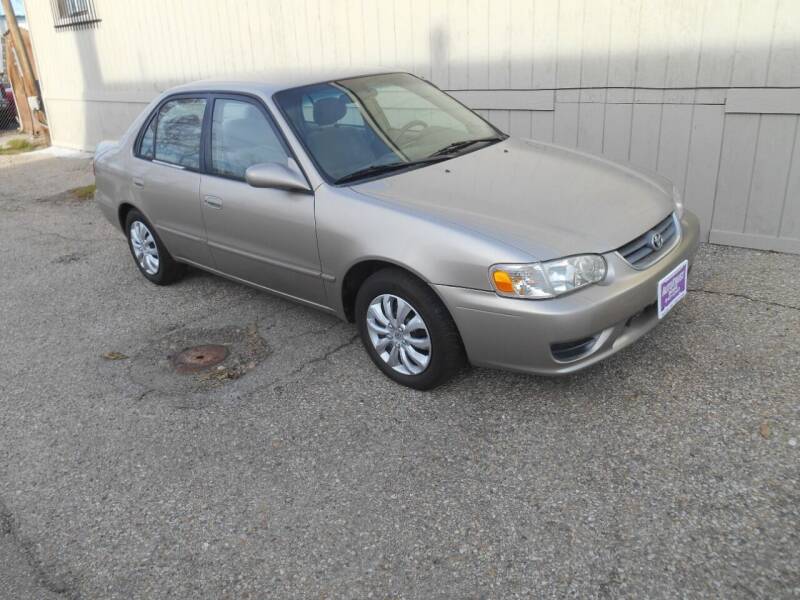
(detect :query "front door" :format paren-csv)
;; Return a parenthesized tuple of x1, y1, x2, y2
(200, 95, 326, 307)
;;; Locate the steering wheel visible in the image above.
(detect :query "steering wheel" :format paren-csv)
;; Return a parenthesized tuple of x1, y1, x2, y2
(396, 120, 429, 146)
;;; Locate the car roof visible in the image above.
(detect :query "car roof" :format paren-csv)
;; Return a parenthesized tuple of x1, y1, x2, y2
(167, 68, 402, 96)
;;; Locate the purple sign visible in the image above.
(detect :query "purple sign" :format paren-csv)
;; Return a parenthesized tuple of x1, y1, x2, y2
(658, 260, 688, 319)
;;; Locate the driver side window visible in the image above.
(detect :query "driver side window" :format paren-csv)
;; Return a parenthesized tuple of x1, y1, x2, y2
(210, 98, 288, 180)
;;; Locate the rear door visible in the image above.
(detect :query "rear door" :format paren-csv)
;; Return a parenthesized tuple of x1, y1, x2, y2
(130, 95, 213, 266)
(199, 94, 326, 306)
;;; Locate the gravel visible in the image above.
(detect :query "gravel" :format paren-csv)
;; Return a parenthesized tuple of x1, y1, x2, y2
(0, 151, 798, 599)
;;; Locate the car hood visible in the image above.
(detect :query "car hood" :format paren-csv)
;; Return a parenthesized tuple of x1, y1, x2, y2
(351, 137, 675, 261)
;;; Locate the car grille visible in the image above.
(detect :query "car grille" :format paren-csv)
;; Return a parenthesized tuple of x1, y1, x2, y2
(616, 212, 680, 269)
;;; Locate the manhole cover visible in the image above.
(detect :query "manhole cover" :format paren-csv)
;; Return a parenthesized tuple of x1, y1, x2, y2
(171, 344, 229, 373)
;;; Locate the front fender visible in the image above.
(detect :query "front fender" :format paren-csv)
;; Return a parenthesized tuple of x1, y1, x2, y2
(315, 185, 534, 317)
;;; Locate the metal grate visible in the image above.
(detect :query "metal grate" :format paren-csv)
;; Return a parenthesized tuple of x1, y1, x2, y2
(616, 212, 680, 269)
(49, 0, 101, 30)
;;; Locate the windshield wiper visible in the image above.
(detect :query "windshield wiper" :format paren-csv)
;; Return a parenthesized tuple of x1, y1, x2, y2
(334, 157, 448, 185)
(429, 136, 504, 158)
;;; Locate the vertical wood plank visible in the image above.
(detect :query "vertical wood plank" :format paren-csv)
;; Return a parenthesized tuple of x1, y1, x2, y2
(532, 0, 558, 90)
(429, 0, 449, 86)
(509, 0, 534, 89)
(629, 104, 662, 170)
(745, 115, 797, 237)
(780, 118, 800, 239)
(696, 0, 740, 87)
(577, 102, 605, 155)
(468, 0, 490, 89)
(556, 0, 584, 102)
(488, 0, 511, 89)
(712, 114, 760, 234)
(767, 0, 800, 86)
(447, 0, 469, 88)
(602, 103, 633, 162)
(730, 0, 778, 86)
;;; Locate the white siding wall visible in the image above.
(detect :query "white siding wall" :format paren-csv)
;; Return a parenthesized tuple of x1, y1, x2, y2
(24, 0, 800, 252)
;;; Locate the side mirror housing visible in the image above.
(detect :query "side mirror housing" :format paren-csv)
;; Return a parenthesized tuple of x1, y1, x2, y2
(245, 161, 311, 192)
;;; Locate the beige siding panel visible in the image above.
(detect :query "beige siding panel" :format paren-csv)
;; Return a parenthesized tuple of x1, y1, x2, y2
(768, 0, 800, 85)
(607, 0, 640, 88)
(730, 0, 778, 86)
(744, 115, 797, 237)
(656, 104, 693, 194)
(684, 105, 725, 239)
(509, 0, 533, 89)
(725, 89, 800, 115)
(579, 0, 611, 104)
(531, 111, 555, 143)
(696, 0, 740, 87)
(531, 0, 558, 90)
(629, 104, 662, 171)
(780, 124, 800, 239)
(712, 114, 761, 233)
(508, 110, 532, 138)
(577, 103, 605, 155)
(602, 103, 633, 162)
(488, 0, 511, 90)
(553, 102, 579, 148)
(467, 0, 489, 89)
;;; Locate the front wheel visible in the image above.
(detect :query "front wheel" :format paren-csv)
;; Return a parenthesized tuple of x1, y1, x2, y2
(355, 268, 466, 390)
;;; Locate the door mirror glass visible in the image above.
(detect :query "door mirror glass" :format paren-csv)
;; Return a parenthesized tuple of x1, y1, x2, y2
(245, 161, 311, 192)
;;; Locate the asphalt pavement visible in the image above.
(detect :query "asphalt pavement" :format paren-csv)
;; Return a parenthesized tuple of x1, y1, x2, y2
(0, 151, 798, 599)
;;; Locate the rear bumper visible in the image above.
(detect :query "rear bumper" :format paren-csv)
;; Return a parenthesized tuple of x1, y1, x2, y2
(435, 211, 700, 375)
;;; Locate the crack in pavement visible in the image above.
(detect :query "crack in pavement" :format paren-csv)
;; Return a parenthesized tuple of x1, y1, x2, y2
(0, 495, 79, 599)
(279, 333, 361, 383)
(688, 288, 799, 312)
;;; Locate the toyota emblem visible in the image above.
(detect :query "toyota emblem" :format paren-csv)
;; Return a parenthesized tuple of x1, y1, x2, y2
(649, 231, 664, 250)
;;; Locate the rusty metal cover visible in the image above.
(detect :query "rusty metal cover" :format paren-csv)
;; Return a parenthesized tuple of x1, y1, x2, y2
(171, 344, 229, 373)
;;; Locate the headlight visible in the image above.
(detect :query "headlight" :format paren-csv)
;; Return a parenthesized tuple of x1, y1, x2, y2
(490, 255, 607, 299)
(672, 185, 685, 218)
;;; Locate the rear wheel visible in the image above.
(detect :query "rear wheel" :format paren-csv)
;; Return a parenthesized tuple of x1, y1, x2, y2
(355, 268, 466, 390)
(124, 209, 184, 285)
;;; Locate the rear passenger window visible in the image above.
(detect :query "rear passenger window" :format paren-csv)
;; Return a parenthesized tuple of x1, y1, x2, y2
(210, 98, 288, 180)
(153, 98, 206, 169)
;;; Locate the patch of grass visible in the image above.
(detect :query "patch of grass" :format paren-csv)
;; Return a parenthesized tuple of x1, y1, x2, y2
(0, 138, 40, 155)
(70, 184, 96, 201)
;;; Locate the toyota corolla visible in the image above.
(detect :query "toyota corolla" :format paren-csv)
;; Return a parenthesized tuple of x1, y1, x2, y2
(93, 70, 700, 389)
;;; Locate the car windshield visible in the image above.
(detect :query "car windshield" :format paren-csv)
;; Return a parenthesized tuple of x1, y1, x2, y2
(274, 72, 502, 183)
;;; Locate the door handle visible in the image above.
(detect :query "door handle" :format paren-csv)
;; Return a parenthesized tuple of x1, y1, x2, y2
(204, 195, 223, 209)
(132, 177, 144, 188)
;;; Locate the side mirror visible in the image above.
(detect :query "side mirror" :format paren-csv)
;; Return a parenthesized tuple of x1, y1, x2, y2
(245, 161, 311, 192)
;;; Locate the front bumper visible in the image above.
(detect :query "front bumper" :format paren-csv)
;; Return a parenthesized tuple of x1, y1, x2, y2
(435, 211, 701, 375)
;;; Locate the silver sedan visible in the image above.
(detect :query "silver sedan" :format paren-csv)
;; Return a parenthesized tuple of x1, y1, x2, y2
(94, 70, 700, 389)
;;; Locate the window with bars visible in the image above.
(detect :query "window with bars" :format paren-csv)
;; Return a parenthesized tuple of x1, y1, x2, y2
(50, 0, 101, 29)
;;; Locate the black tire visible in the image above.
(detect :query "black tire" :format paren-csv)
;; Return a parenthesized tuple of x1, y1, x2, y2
(355, 268, 467, 390)
(124, 209, 185, 285)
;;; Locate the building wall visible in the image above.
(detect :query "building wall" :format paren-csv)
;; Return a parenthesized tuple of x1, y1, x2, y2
(23, 0, 800, 252)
